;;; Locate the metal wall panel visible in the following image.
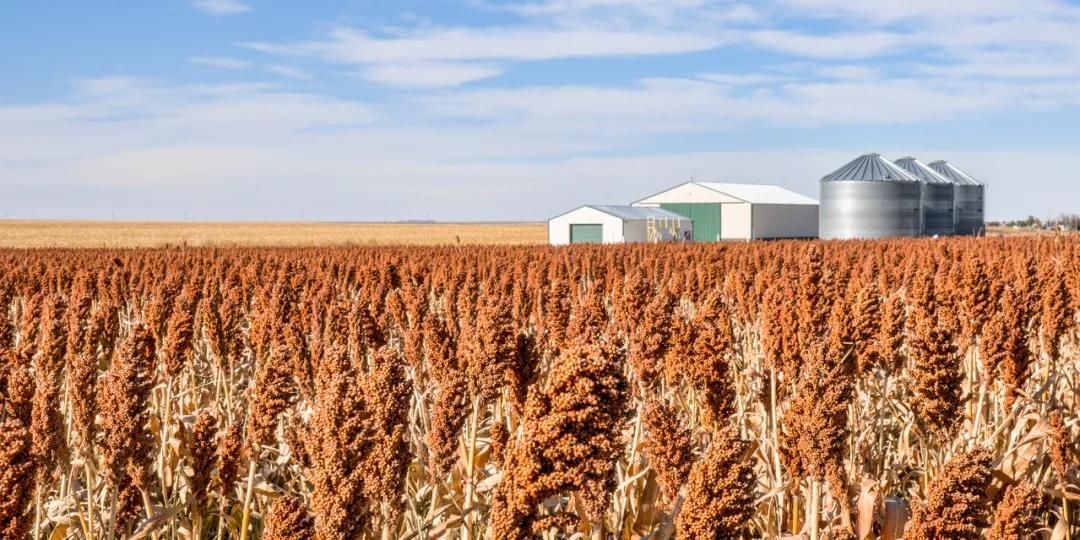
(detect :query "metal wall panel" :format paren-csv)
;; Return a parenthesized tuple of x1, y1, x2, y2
(751, 203, 819, 239)
(661, 203, 721, 242)
(819, 181, 922, 240)
(920, 183, 955, 236)
(954, 184, 985, 235)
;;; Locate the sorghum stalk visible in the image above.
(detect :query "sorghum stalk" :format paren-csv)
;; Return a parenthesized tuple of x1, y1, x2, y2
(99, 324, 156, 536)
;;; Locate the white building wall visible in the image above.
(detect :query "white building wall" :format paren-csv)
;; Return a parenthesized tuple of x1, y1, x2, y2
(622, 220, 647, 243)
(751, 204, 819, 239)
(721, 202, 752, 240)
(601, 218, 626, 243)
(547, 207, 626, 245)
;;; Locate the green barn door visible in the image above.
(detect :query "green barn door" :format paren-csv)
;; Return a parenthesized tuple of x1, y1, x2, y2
(570, 224, 603, 244)
(660, 203, 721, 242)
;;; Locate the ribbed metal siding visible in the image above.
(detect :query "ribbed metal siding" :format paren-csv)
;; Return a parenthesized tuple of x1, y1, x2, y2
(661, 203, 721, 242)
(927, 161, 985, 236)
(819, 181, 922, 239)
(920, 183, 955, 236)
(954, 184, 985, 235)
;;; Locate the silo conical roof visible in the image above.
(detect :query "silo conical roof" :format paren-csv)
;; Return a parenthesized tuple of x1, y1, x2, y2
(894, 157, 951, 184)
(928, 160, 983, 186)
(822, 153, 919, 182)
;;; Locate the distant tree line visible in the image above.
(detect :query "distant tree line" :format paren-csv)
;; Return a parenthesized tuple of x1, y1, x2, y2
(988, 214, 1080, 231)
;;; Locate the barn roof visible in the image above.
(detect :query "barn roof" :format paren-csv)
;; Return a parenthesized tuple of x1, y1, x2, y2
(587, 205, 688, 221)
(694, 182, 819, 205)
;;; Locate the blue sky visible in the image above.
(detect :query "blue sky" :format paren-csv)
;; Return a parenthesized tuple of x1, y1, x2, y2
(3, 0, 1080, 221)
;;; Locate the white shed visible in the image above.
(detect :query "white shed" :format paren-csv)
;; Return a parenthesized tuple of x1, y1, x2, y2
(548, 205, 693, 245)
(632, 182, 819, 241)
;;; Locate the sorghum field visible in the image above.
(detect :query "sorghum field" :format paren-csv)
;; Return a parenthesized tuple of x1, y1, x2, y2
(0, 236, 1077, 540)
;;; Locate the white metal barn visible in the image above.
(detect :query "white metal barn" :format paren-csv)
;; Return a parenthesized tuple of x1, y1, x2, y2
(548, 205, 693, 245)
(632, 182, 819, 241)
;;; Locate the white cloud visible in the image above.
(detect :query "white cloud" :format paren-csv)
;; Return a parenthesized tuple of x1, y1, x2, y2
(362, 62, 502, 88)
(250, 26, 724, 65)
(4, 95, 1072, 221)
(2, 73, 1078, 221)
(761, 0, 1080, 72)
(72, 77, 143, 97)
(190, 0, 251, 15)
(420, 76, 1034, 130)
(247, 21, 729, 86)
(913, 50, 1080, 80)
(697, 72, 792, 86)
(748, 30, 913, 59)
(510, 0, 709, 22)
(500, 0, 762, 26)
(513, 0, 708, 15)
(265, 65, 313, 81)
(191, 56, 251, 70)
(0, 79, 379, 175)
(771, 0, 1070, 23)
(813, 64, 881, 81)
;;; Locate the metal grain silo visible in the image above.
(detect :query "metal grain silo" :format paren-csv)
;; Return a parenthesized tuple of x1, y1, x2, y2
(894, 157, 955, 237)
(929, 160, 985, 235)
(819, 153, 922, 240)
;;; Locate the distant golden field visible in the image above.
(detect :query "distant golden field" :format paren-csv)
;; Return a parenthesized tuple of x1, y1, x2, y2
(0, 220, 548, 248)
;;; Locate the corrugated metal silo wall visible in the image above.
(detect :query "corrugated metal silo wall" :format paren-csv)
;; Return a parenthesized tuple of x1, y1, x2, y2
(920, 183, 955, 236)
(819, 181, 922, 240)
(954, 184, 985, 235)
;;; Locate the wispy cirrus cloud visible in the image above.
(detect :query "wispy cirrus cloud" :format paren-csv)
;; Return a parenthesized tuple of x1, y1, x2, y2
(190, 0, 251, 16)
(763, 0, 1080, 67)
(245, 12, 734, 87)
(191, 57, 313, 81)
(265, 65, 313, 81)
(504, 0, 759, 24)
(770, 0, 1070, 23)
(191, 56, 251, 70)
(747, 30, 914, 59)
(360, 62, 502, 88)
(418, 76, 1031, 131)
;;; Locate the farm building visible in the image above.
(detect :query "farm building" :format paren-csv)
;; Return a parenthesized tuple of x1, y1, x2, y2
(547, 205, 692, 245)
(631, 182, 819, 241)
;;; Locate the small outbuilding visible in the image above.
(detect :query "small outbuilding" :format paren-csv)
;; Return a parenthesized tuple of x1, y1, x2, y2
(631, 182, 819, 241)
(548, 205, 692, 245)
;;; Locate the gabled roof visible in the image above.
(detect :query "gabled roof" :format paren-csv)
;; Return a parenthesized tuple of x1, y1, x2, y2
(823, 153, 919, 183)
(694, 182, 819, 205)
(548, 204, 690, 222)
(894, 157, 951, 185)
(928, 160, 983, 186)
(587, 205, 688, 220)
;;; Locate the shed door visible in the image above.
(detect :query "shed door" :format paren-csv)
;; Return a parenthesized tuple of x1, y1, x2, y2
(661, 203, 720, 242)
(570, 224, 603, 244)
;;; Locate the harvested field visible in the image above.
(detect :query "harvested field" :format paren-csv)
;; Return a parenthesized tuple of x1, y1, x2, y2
(0, 236, 1077, 539)
(0, 220, 547, 248)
